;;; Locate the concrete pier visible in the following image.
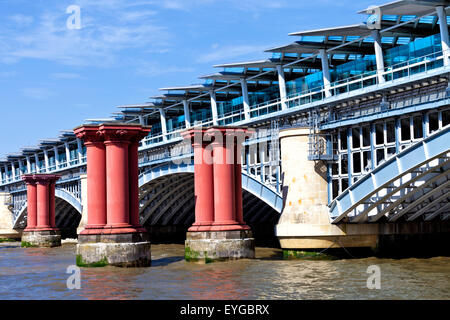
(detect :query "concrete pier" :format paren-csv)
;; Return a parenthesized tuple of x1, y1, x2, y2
(276, 127, 450, 257)
(182, 127, 255, 263)
(21, 174, 61, 248)
(74, 124, 152, 267)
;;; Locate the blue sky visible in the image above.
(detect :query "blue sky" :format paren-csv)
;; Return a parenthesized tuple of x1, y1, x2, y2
(0, 0, 385, 156)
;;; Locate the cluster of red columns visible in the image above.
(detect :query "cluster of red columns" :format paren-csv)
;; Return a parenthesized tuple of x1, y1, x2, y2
(74, 124, 151, 235)
(182, 127, 254, 232)
(23, 174, 61, 232)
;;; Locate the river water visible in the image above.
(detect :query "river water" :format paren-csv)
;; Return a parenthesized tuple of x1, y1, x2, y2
(0, 242, 449, 300)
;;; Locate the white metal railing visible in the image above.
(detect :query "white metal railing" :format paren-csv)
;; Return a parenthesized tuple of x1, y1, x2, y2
(139, 52, 446, 151)
(1, 52, 447, 187)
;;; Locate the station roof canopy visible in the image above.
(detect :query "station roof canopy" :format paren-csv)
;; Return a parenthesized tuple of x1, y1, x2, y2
(357, 0, 449, 16)
(20, 146, 42, 154)
(39, 139, 61, 147)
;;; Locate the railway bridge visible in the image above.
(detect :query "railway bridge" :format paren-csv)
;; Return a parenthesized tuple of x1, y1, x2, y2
(1, 0, 450, 260)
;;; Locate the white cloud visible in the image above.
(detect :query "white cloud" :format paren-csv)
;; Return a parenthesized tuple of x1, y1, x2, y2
(136, 61, 195, 76)
(196, 44, 269, 63)
(50, 72, 83, 79)
(0, 4, 171, 67)
(21, 87, 55, 100)
(8, 14, 34, 26)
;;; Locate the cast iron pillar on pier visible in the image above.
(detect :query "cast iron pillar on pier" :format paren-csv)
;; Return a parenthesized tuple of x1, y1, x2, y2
(182, 126, 255, 263)
(21, 174, 61, 247)
(74, 123, 151, 268)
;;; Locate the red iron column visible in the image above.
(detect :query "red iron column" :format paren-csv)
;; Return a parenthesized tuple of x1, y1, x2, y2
(21, 174, 61, 247)
(234, 130, 247, 226)
(36, 179, 50, 230)
(23, 176, 37, 231)
(181, 128, 215, 231)
(49, 181, 56, 228)
(129, 131, 151, 232)
(184, 126, 256, 263)
(210, 128, 240, 230)
(74, 123, 152, 268)
(99, 124, 151, 234)
(74, 126, 107, 233)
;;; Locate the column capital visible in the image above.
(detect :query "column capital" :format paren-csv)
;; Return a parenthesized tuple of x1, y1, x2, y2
(22, 174, 61, 185)
(74, 125, 105, 144)
(98, 124, 152, 144)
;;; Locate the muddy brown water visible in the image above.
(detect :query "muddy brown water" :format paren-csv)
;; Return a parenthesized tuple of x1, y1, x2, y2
(0, 242, 449, 300)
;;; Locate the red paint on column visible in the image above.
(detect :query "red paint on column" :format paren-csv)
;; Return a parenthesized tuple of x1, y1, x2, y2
(235, 144, 245, 225)
(86, 142, 107, 229)
(23, 178, 37, 231)
(182, 129, 215, 232)
(183, 127, 254, 233)
(49, 182, 56, 228)
(129, 142, 145, 232)
(211, 136, 240, 230)
(36, 181, 50, 229)
(105, 140, 131, 228)
(74, 127, 107, 235)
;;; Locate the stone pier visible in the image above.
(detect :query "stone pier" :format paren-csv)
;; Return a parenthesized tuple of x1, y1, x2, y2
(183, 127, 255, 263)
(275, 128, 378, 255)
(21, 174, 61, 248)
(276, 127, 450, 258)
(74, 124, 152, 267)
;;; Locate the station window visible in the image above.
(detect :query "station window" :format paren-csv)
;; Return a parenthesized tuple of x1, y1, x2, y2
(363, 151, 371, 172)
(342, 178, 349, 191)
(429, 112, 439, 134)
(375, 123, 384, 145)
(413, 115, 423, 139)
(443, 110, 449, 127)
(341, 154, 348, 175)
(352, 128, 360, 149)
(376, 149, 385, 166)
(353, 153, 361, 174)
(340, 130, 347, 151)
(332, 180, 339, 199)
(401, 118, 411, 141)
(332, 163, 339, 176)
(386, 120, 396, 143)
(362, 126, 370, 147)
(387, 147, 396, 159)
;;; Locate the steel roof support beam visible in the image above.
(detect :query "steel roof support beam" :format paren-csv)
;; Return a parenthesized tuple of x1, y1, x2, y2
(436, 5, 450, 66)
(43, 150, 49, 172)
(209, 90, 219, 125)
(240, 79, 251, 121)
(159, 108, 168, 141)
(319, 49, 332, 98)
(182, 100, 191, 128)
(64, 142, 71, 167)
(53, 146, 60, 169)
(76, 138, 83, 163)
(371, 29, 386, 84)
(26, 156, 31, 174)
(276, 65, 288, 110)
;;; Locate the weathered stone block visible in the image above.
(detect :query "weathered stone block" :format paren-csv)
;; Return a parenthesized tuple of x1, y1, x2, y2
(185, 230, 255, 263)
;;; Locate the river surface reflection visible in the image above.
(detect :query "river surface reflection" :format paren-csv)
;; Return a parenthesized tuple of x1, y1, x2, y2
(0, 242, 449, 300)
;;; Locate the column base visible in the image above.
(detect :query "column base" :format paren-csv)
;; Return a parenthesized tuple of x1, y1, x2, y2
(21, 230, 61, 248)
(185, 230, 255, 263)
(76, 232, 151, 268)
